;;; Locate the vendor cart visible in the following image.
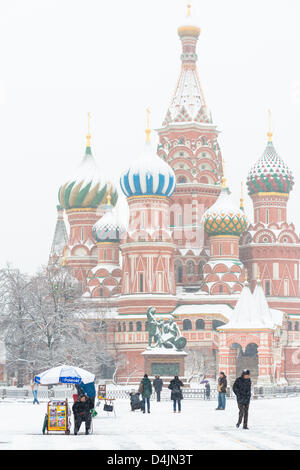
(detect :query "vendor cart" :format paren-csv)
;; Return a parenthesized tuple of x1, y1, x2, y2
(43, 399, 71, 435)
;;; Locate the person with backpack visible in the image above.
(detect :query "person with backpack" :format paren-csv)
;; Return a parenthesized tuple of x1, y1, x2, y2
(168, 376, 184, 413)
(138, 374, 152, 414)
(233, 369, 251, 430)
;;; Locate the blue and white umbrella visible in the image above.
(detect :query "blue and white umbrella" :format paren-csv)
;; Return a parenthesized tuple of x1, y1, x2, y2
(34, 365, 95, 385)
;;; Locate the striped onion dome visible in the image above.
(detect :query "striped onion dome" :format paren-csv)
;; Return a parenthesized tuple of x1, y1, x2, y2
(202, 188, 249, 236)
(58, 146, 118, 210)
(120, 140, 176, 198)
(92, 207, 125, 243)
(247, 141, 294, 195)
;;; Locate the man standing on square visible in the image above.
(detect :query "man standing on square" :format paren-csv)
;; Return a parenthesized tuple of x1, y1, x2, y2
(233, 369, 251, 429)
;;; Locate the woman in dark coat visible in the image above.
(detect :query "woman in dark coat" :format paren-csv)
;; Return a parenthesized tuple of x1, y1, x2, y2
(233, 370, 251, 429)
(168, 376, 184, 413)
(139, 374, 152, 413)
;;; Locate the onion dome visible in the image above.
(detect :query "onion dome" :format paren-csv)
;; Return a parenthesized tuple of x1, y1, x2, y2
(177, 2, 201, 38)
(58, 114, 118, 210)
(92, 193, 125, 243)
(247, 141, 294, 195)
(120, 112, 175, 198)
(202, 186, 249, 236)
(247, 113, 294, 195)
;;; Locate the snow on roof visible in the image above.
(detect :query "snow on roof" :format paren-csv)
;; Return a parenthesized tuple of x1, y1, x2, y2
(172, 304, 233, 319)
(253, 281, 276, 328)
(219, 283, 276, 331)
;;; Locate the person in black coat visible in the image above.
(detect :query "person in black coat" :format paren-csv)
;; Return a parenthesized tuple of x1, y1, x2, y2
(233, 369, 251, 429)
(168, 376, 184, 413)
(205, 382, 210, 400)
(153, 375, 163, 402)
(72, 394, 93, 435)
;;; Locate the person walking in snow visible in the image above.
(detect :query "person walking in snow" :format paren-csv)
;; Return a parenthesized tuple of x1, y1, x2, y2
(216, 372, 227, 410)
(31, 379, 39, 405)
(205, 382, 211, 400)
(153, 375, 163, 402)
(139, 374, 152, 413)
(168, 376, 184, 413)
(233, 369, 251, 430)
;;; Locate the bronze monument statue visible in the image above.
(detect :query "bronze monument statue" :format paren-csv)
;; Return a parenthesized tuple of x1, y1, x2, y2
(145, 307, 187, 351)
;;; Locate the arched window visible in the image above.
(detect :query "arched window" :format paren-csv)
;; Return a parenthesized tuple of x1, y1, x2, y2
(186, 260, 195, 275)
(198, 261, 204, 280)
(196, 319, 205, 330)
(178, 176, 187, 184)
(136, 321, 142, 332)
(122, 322, 126, 332)
(288, 321, 292, 331)
(295, 322, 299, 331)
(183, 319, 192, 331)
(129, 322, 133, 332)
(175, 260, 183, 283)
(117, 322, 121, 332)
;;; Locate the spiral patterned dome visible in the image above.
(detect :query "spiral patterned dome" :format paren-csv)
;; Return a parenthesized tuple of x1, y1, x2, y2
(247, 141, 294, 195)
(92, 208, 125, 243)
(202, 188, 249, 236)
(58, 147, 118, 210)
(120, 141, 176, 198)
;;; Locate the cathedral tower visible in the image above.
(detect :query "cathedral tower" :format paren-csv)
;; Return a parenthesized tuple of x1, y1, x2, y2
(118, 114, 177, 315)
(240, 114, 300, 297)
(156, 4, 224, 289)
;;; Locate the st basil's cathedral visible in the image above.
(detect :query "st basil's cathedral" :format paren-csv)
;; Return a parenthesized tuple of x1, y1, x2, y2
(50, 4, 300, 386)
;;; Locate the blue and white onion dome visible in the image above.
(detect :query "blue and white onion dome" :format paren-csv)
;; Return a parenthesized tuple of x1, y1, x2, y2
(92, 207, 125, 243)
(120, 131, 176, 198)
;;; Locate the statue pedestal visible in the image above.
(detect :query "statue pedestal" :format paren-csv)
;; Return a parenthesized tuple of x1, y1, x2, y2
(142, 348, 187, 378)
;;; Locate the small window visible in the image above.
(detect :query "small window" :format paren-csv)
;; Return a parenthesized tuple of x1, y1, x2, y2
(139, 273, 144, 293)
(136, 321, 142, 332)
(183, 319, 192, 331)
(265, 281, 271, 296)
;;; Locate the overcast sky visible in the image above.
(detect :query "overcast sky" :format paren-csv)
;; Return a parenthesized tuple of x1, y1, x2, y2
(1, 0, 300, 274)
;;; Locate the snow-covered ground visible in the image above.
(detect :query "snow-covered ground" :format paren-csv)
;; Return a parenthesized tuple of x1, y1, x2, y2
(0, 397, 299, 450)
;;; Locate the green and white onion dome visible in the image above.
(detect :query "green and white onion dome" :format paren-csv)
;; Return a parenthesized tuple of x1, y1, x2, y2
(92, 208, 125, 243)
(202, 187, 249, 236)
(247, 141, 294, 195)
(58, 146, 118, 210)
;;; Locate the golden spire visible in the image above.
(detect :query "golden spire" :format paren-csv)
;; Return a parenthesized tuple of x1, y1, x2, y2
(240, 181, 244, 210)
(257, 265, 261, 282)
(267, 109, 273, 143)
(145, 107, 151, 142)
(187, 1, 191, 17)
(221, 158, 227, 189)
(86, 112, 91, 147)
(107, 181, 112, 205)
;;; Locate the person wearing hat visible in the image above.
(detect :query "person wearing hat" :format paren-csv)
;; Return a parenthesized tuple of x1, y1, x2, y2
(233, 370, 251, 430)
(72, 394, 94, 435)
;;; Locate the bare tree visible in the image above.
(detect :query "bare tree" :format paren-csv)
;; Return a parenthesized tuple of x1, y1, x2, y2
(185, 348, 215, 384)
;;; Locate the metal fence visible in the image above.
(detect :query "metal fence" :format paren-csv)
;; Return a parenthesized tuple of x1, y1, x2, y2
(0, 385, 299, 402)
